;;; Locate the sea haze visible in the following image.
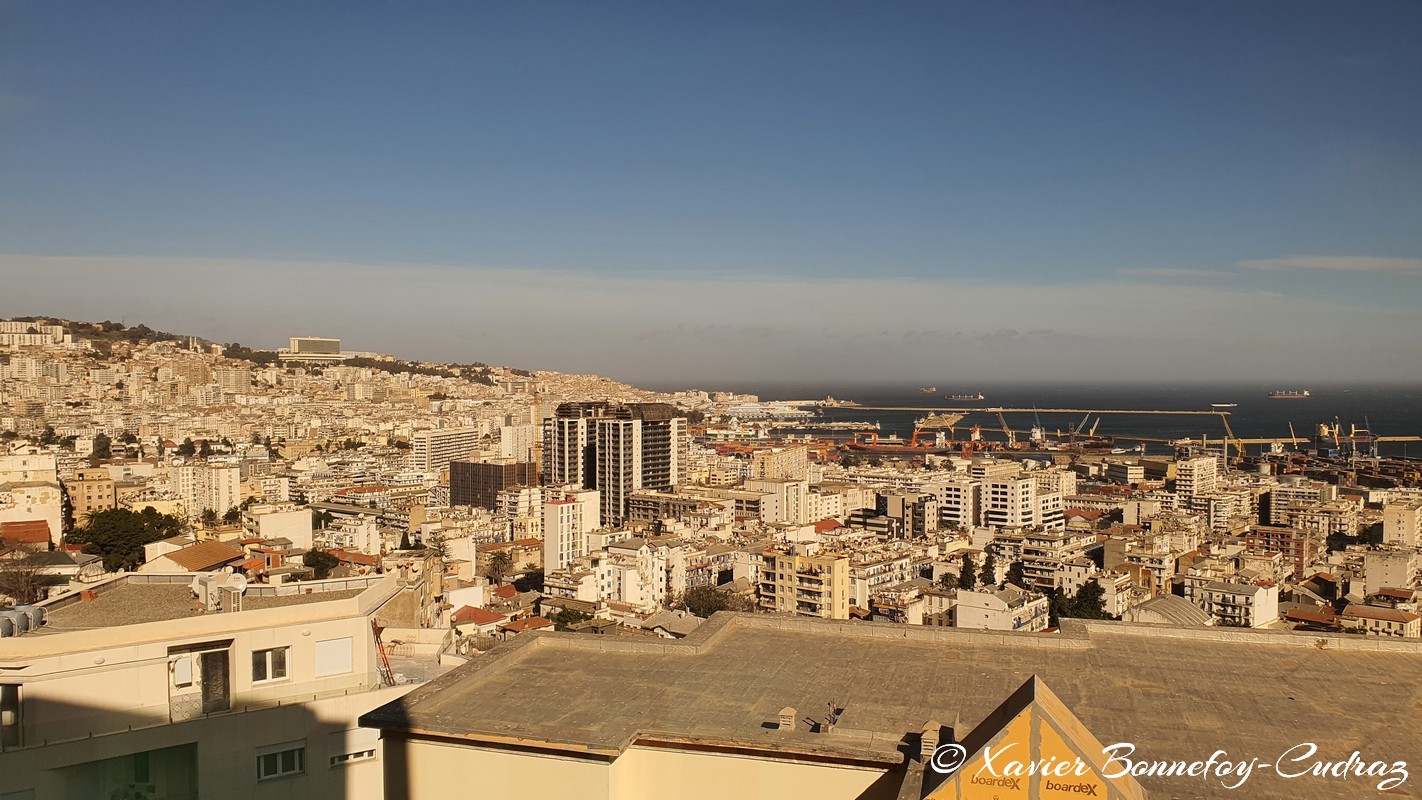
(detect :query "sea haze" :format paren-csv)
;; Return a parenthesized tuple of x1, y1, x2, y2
(649, 381, 1422, 456)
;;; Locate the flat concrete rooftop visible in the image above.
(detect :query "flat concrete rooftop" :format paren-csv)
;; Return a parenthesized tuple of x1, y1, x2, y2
(365, 614, 1422, 799)
(41, 583, 366, 630)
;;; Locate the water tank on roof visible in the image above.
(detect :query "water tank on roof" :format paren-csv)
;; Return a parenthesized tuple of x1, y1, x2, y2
(14, 604, 44, 629)
(0, 615, 13, 637)
(0, 610, 25, 635)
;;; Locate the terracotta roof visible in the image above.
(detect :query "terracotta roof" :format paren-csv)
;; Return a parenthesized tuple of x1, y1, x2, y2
(1284, 607, 1337, 625)
(0, 520, 51, 544)
(493, 584, 518, 599)
(498, 616, 553, 633)
(163, 540, 245, 571)
(813, 518, 843, 534)
(328, 548, 380, 567)
(1375, 587, 1414, 600)
(1343, 604, 1421, 624)
(453, 606, 507, 625)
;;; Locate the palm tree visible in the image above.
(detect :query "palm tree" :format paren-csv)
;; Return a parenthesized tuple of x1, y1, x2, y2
(484, 551, 514, 586)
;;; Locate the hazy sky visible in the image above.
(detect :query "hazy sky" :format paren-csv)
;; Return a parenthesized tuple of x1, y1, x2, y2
(2, 2, 1419, 385)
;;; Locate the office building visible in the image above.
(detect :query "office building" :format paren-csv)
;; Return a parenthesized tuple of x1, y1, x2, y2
(449, 459, 537, 510)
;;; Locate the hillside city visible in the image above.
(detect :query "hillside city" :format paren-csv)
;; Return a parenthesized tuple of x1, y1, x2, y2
(2, 316, 1420, 798)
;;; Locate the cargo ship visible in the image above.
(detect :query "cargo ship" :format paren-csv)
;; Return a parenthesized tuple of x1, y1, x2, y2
(947, 392, 985, 401)
(1211, 403, 1237, 409)
(1268, 390, 1311, 399)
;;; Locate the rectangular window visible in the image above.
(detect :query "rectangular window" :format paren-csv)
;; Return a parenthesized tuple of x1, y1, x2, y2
(1, 684, 20, 750)
(252, 647, 289, 683)
(257, 746, 305, 781)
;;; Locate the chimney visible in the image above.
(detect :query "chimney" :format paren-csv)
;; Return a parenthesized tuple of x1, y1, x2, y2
(777, 707, 796, 731)
(921, 720, 941, 759)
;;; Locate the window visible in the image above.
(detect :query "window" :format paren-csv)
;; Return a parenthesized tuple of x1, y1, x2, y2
(252, 647, 289, 683)
(257, 745, 305, 781)
(329, 750, 375, 766)
(1, 684, 20, 750)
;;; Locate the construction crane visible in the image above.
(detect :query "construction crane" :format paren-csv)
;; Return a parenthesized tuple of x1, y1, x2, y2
(1089, 417, 1101, 437)
(996, 410, 1015, 446)
(1288, 422, 1299, 453)
(1216, 412, 1244, 459)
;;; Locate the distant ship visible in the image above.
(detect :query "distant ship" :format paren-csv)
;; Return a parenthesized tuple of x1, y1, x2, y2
(947, 392, 985, 401)
(1211, 403, 1238, 409)
(920, 386, 937, 394)
(1268, 390, 1311, 399)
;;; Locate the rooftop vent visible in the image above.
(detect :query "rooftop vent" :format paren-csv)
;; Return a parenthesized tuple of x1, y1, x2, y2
(777, 706, 796, 731)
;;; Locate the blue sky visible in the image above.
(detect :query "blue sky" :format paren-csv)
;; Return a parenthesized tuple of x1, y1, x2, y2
(1, 2, 1420, 384)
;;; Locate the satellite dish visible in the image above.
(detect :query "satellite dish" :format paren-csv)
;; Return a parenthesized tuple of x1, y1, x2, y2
(223, 573, 248, 594)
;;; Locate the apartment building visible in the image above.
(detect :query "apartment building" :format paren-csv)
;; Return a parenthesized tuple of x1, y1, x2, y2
(409, 428, 481, 474)
(954, 585, 1050, 632)
(1383, 500, 1422, 549)
(757, 545, 850, 620)
(176, 464, 241, 518)
(984, 476, 1064, 530)
(448, 459, 537, 510)
(1197, 581, 1280, 628)
(0, 573, 415, 800)
(541, 489, 600, 572)
(545, 402, 688, 526)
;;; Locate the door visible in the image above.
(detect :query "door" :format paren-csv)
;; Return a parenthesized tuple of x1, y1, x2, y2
(199, 651, 229, 714)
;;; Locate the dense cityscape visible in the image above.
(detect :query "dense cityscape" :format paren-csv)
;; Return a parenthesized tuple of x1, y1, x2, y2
(5, 1, 1422, 798)
(0, 317, 1420, 797)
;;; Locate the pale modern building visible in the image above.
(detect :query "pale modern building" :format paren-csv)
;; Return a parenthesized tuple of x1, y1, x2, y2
(409, 428, 482, 474)
(1383, 500, 1422, 549)
(1174, 456, 1218, 501)
(983, 477, 1064, 530)
(176, 464, 241, 518)
(542, 489, 600, 572)
(0, 572, 417, 800)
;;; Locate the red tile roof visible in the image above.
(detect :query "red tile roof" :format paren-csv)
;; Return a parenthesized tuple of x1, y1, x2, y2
(493, 584, 518, 599)
(499, 616, 553, 633)
(328, 548, 380, 567)
(813, 518, 844, 534)
(453, 606, 507, 625)
(163, 540, 245, 571)
(0, 520, 51, 545)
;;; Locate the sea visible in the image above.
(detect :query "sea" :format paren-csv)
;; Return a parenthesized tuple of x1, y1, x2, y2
(653, 381, 1422, 459)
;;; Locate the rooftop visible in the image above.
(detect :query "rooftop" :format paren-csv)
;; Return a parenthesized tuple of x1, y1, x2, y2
(362, 614, 1422, 799)
(40, 579, 368, 630)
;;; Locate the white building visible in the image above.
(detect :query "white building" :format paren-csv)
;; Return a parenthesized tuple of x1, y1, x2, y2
(542, 490, 599, 572)
(0, 573, 418, 800)
(410, 427, 482, 474)
(177, 464, 242, 518)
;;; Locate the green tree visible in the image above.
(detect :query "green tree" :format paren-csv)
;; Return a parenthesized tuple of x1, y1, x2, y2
(552, 608, 593, 631)
(483, 550, 514, 585)
(91, 433, 112, 460)
(958, 554, 977, 591)
(303, 549, 339, 579)
(200, 508, 218, 527)
(198, 440, 213, 458)
(65, 507, 185, 571)
(978, 551, 998, 588)
(1006, 560, 1025, 588)
(1068, 580, 1112, 620)
(250, 432, 263, 445)
(399, 531, 413, 550)
(38, 425, 57, 446)
(678, 585, 753, 617)
(177, 438, 196, 457)
(222, 506, 241, 524)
